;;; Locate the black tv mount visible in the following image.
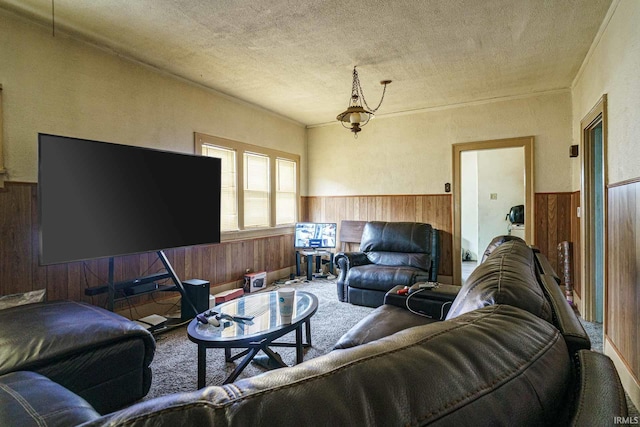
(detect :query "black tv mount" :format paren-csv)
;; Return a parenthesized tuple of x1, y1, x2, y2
(84, 250, 200, 318)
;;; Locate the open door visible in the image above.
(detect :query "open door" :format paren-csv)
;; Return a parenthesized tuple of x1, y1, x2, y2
(453, 136, 535, 285)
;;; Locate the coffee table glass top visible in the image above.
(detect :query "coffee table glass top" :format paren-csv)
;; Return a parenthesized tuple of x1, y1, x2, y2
(189, 290, 317, 343)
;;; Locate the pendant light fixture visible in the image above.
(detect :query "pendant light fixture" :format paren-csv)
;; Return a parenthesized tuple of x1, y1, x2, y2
(336, 66, 391, 138)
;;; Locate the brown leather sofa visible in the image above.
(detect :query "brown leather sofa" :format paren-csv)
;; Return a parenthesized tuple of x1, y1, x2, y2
(0, 237, 628, 426)
(335, 221, 440, 307)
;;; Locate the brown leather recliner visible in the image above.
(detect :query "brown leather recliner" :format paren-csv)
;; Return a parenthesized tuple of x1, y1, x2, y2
(334, 221, 440, 307)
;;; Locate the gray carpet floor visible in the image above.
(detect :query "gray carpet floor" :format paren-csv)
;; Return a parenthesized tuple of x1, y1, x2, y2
(146, 279, 639, 416)
(146, 278, 372, 399)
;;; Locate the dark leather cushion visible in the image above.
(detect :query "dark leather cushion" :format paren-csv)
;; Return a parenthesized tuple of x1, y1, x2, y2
(360, 221, 433, 255)
(333, 304, 436, 349)
(0, 371, 99, 427)
(346, 264, 430, 291)
(365, 251, 430, 270)
(446, 240, 553, 322)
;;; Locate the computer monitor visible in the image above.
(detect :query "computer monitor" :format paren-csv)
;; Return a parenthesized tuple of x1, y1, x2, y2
(294, 223, 337, 249)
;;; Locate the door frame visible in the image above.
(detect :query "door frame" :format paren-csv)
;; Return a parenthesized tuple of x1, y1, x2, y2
(452, 136, 535, 285)
(580, 94, 608, 322)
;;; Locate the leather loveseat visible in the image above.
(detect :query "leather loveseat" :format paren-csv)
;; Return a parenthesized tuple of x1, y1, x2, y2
(335, 221, 440, 307)
(0, 236, 628, 426)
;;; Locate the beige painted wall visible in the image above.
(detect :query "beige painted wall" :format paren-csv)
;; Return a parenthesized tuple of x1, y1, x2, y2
(307, 91, 572, 196)
(0, 9, 306, 184)
(572, 0, 640, 188)
(476, 147, 525, 254)
(570, 0, 640, 410)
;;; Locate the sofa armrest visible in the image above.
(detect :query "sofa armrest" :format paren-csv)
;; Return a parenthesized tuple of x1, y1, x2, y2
(538, 274, 590, 354)
(570, 350, 628, 426)
(0, 371, 100, 427)
(334, 252, 371, 301)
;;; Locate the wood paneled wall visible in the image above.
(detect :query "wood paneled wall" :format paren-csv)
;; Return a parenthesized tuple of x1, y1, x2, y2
(534, 192, 578, 278)
(0, 182, 295, 311)
(302, 194, 454, 277)
(607, 180, 640, 383)
(2, 182, 582, 311)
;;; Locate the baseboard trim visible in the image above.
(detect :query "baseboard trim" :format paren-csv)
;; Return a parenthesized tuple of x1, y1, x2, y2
(604, 336, 640, 411)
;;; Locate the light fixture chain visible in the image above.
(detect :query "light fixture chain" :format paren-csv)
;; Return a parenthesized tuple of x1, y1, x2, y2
(355, 69, 388, 113)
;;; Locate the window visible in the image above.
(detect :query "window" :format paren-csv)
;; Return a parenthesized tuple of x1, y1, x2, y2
(276, 158, 296, 225)
(195, 133, 299, 236)
(244, 152, 270, 228)
(201, 145, 238, 231)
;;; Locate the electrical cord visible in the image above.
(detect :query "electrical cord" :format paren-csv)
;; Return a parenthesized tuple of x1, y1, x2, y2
(405, 288, 452, 320)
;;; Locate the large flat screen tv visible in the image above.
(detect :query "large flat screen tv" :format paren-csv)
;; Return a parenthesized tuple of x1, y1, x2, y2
(294, 222, 337, 249)
(38, 134, 221, 265)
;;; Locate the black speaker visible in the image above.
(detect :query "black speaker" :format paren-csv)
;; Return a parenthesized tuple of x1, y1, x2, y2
(181, 279, 210, 320)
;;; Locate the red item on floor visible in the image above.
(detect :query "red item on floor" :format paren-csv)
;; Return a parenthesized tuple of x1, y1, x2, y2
(214, 288, 244, 304)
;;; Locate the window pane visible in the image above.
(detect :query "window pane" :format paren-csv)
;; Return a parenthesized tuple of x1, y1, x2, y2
(244, 153, 270, 227)
(276, 158, 296, 225)
(202, 145, 238, 231)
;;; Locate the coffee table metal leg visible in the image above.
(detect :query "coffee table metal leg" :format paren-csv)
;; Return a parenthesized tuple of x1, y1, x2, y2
(223, 347, 261, 384)
(305, 319, 312, 347)
(295, 325, 303, 363)
(197, 345, 206, 389)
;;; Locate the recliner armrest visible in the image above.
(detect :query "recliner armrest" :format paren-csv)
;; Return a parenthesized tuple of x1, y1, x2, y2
(570, 350, 628, 426)
(538, 273, 590, 353)
(334, 252, 371, 302)
(334, 252, 371, 270)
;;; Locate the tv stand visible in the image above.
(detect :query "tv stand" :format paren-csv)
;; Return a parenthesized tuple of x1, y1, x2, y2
(296, 249, 334, 281)
(84, 250, 200, 318)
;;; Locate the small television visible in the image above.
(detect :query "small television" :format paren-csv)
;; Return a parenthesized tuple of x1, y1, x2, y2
(294, 223, 337, 249)
(507, 205, 525, 225)
(38, 134, 221, 265)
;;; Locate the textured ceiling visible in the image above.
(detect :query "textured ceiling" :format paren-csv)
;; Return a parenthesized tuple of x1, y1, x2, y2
(1, 0, 612, 126)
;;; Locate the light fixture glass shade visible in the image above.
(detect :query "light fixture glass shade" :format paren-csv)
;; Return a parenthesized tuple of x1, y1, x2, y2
(336, 106, 372, 124)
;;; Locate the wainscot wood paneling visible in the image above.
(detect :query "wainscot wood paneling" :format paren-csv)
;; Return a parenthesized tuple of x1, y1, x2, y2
(304, 192, 578, 281)
(534, 192, 574, 275)
(301, 194, 454, 277)
(606, 180, 640, 384)
(0, 182, 295, 311)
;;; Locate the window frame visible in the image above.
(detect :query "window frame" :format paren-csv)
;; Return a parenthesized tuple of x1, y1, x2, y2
(195, 132, 300, 241)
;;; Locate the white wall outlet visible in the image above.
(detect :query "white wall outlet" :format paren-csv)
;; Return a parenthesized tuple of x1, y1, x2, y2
(490, 193, 498, 200)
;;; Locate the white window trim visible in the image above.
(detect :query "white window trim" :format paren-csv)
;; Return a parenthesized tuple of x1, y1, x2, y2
(194, 132, 299, 241)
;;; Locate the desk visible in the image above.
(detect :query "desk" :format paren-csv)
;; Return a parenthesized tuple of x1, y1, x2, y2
(296, 250, 334, 280)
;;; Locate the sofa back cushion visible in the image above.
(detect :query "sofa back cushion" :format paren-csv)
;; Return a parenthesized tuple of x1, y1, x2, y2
(445, 239, 553, 322)
(91, 305, 571, 427)
(360, 221, 433, 269)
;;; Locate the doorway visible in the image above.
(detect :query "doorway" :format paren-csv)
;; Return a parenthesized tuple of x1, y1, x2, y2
(581, 95, 607, 323)
(452, 137, 535, 285)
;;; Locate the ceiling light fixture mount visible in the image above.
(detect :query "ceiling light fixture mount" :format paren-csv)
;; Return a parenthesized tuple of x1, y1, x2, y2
(336, 66, 391, 138)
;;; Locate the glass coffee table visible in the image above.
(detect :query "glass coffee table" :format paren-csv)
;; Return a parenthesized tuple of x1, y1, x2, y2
(187, 290, 318, 388)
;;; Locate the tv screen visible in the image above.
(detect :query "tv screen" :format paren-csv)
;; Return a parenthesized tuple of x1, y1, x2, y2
(294, 223, 337, 249)
(38, 134, 221, 265)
